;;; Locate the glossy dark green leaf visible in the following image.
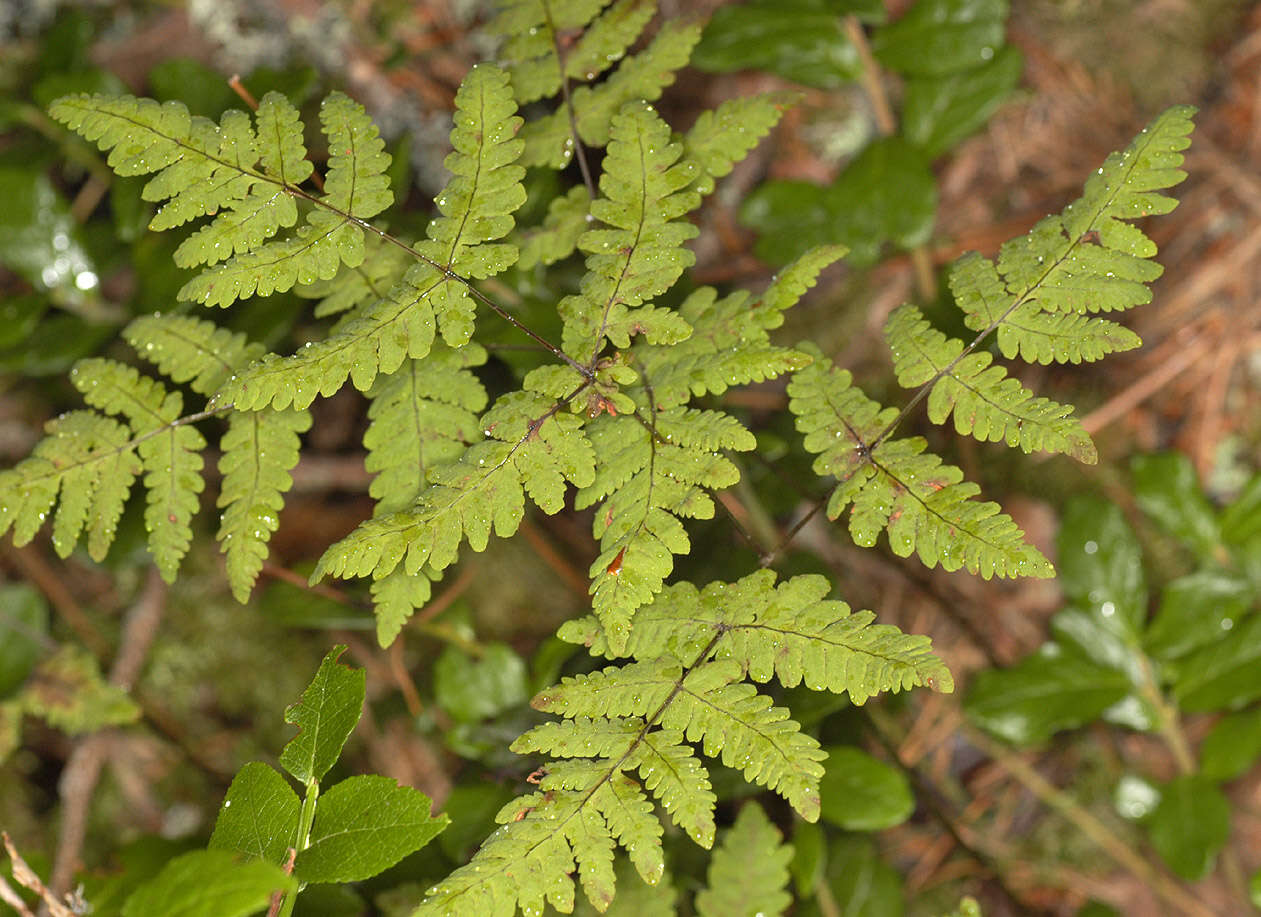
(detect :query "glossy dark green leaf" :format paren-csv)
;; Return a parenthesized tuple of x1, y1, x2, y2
(1143, 775, 1229, 880)
(0, 312, 115, 376)
(1143, 570, 1254, 662)
(1221, 473, 1261, 547)
(209, 762, 301, 867)
(436, 783, 518, 863)
(742, 137, 936, 265)
(433, 642, 528, 723)
(902, 44, 1022, 157)
(818, 746, 914, 831)
(1170, 614, 1261, 712)
(121, 849, 294, 917)
(1200, 707, 1261, 781)
(279, 645, 365, 784)
(964, 643, 1130, 744)
(873, 0, 1008, 77)
(791, 820, 826, 896)
(1132, 453, 1221, 560)
(812, 835, 903, 917)
(0, 295, 47, 350)
(693, 0, 875, 89)
(0, 584, 48, 697)
(295, 775, 448, 883)
(0, 168, 100, 308)
(1057, 496, 1147, 635)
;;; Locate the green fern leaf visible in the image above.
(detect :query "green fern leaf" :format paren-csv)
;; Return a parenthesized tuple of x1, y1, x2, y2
(949, 252, 1141, 364)
(684, 92, 798, 196)
(217, 407, 311, 602)
(695, 803, 792, 917)
(559, 100, 701, 360)
(577, 407, 755, 652)
(361, 344, 487, 642)
(566, 0, 657, 84)
(319, 91, 394, 219)
(69, 359, 206, 581)
(563, 570, 952, 704)
(0, 412, 140, 559)
(219, 65, 524, 411)
(788, 348, 1052, 579)
(521, 21, 702, 169)
(633, 245, 845, 407)
(314, 390, 594, 582)
(300, 236, 412, 318)
(946, 106, 1193, 369)
(124, 314, 264, 396)
(517, 186, 592, 270)
(631, 727, 716, 847)
(491, 0, 612, 104)
(885, 305, 1096, 461)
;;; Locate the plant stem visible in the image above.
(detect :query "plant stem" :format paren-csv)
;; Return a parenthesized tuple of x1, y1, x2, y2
(966, 725, 1218, 917)
(276, 778, 320, 917)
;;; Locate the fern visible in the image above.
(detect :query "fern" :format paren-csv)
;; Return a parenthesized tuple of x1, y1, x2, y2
(789, 106, 1194, 575)
(694, 803, 793, 917)
(491, 0, 701, 171)
(418, 571, 949, 915)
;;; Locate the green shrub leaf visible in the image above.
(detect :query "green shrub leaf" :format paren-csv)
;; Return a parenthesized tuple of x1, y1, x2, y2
(279, 645, 365, 784)
(121, 849, 295, 917)
(209, 762, 301, 866)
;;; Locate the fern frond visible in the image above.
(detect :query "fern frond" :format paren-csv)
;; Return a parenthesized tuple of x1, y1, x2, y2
(318, 92, 394, 219)
(559, 100, 701, 360)
(0, 412, 139, 559)
(633, 245, 845, 407)
(683, 92, 798, 196)
(360, 344, 487, 642)
(314, 390, 594, 583)
(695, 803, 792, 917)
(945, 106, 1193, 369)
(421, 569, 946, 914)
(217, 407, 311, 602)
(885, 306, 1096, 461)
(220, 66, 525, 411)
(492, 0, 611, 104)
(124, 314, 264, 396)
(521, 21, 702, 169)
(301, 236, 412, 319)
(949, 252, 1141, 364)
(788, 349, 1052, 579)
(576, 408, 754, 652)
(517, 186, 592, 270)
(562, 570, 952, 703)
(69, 359, 206, 581)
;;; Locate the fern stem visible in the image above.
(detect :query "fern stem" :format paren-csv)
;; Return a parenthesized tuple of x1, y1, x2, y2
(758, 501, 824, 568)
(289, 185, 595, 381)
(543, 0, 597, 200)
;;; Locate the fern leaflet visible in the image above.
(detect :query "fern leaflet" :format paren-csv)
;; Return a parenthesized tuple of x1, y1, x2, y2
(694, 803, 792, 917)
(884, 305, 1095, 461)
(418, 570, 948, 915)
(788, 347, 1052, 579)
(559, 100, 701, 360)
(219, 65, 525, 411)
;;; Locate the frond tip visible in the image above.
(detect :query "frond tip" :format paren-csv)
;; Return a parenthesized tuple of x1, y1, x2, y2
(789, 346, 1052, 579)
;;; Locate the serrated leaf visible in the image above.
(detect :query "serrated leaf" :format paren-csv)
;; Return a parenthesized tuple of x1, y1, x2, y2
(296, 775, 447, 883)
(1200, 708, 1261, 781)
(695, 803, 793, 917)
(121, 849, 295, 917)
(1143, 569, 1254, 662)
(279, 645, 365, 784)
(872, 0, 1008, 77)
(209, 762, 301, 866)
